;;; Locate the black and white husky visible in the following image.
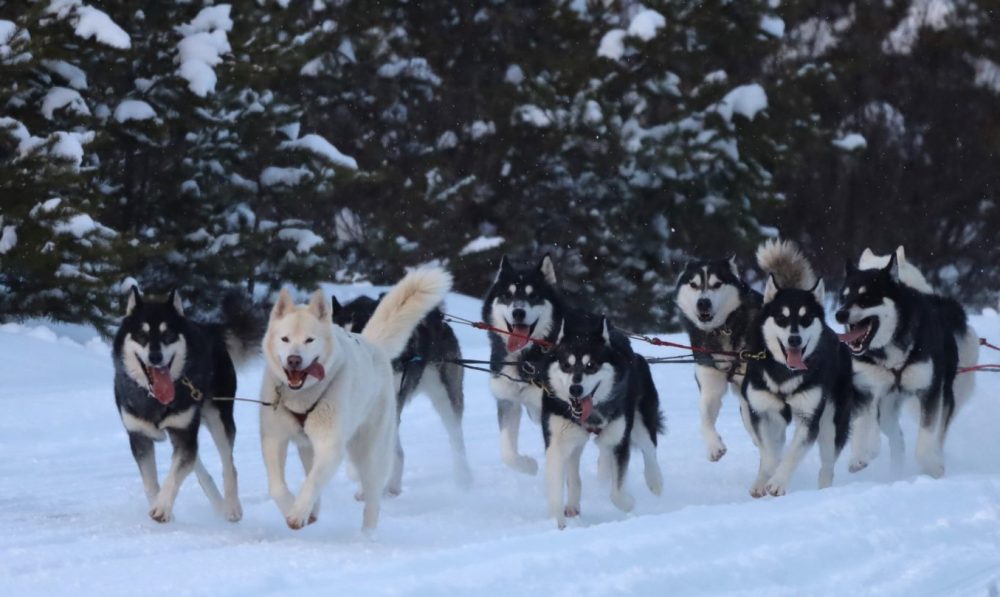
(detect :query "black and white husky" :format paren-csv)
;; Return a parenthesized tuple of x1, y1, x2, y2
(113, 287, 259, 522)
(836, 252, 977, 477)
(676, 240, 817, 461)
(482, 255, 564, 475)
(741, 272, 863, 497)
(539, 312, 663, 529)
(333, 296, 472, 491)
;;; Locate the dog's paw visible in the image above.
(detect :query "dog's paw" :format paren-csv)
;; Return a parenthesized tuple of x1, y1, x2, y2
(386, 485, 402, 498)
(848, 458, 869, 474)
(749, 481, 768, 499)
(223, 499, 243, 523)
(354, 490, 364, 502)
(611, 490, 635, 513)
(509, 455, 538, 476)
(149, 504, 173, 523)
(645, 466, 664, 496)
(706, 439, 727, 462)
(554, 516, 567, 530)
(920, 462, 945, 479)
(286, 515, 307, 530)
(765, 478, 787, 497)
(564, 504, 580, 518)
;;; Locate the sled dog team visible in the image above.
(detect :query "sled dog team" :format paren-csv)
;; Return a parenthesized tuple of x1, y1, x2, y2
(113, 239, 978, 531)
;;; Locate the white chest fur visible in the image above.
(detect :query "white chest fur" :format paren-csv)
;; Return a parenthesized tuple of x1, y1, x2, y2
(120, 406, 197, 440)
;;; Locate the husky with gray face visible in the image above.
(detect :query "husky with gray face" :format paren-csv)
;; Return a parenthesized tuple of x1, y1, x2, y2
(836, 253, 977, 477)
(676, 239, 817, 462)
(482, 255, 564, 475)
(741, 274, 863, 497)
(113, 287, 260, 523)
(539, 312, 663, 529)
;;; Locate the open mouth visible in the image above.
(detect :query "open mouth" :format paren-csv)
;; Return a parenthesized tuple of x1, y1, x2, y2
(138, 355, 176, 405)
(569, 382, 600, 422)
(838, 317, 877, 355)
(283, 358, 326, 390)
(780, 343, 808, 371)
(504, 319, 538, 352)
(697, 311, 714, 323)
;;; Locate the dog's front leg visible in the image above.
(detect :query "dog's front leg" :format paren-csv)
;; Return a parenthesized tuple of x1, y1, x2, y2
(286, 430, 344, 530)
(695, 365, 729, 462)
(848, 391, 880, 473)
(497, 397, 537, 475)
(150, 426, 198, 522)
(128, 432, 159, 506)
(544, 418, 576, 529)
(766, 401, 822, 497)
(261, 425, 295, 517)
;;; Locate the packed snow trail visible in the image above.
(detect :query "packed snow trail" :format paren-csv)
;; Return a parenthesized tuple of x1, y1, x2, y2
(1, 292, 999, 596)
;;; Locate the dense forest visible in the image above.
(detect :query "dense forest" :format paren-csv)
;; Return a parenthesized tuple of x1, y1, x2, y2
(2, 1, 998, 332)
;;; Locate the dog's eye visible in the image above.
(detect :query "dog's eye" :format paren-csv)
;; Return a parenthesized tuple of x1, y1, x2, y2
(132, 332, 147, 344)
(305, 337, 314, 344)
(281, 336, 289, 343)
(162, 332, 177, 344)
(585, 362, 600, 373)
(560, 362, 573, 373)
(689, 281, 699, 289)
(710, 282, 722, 290)
(800, 315, 814, 327)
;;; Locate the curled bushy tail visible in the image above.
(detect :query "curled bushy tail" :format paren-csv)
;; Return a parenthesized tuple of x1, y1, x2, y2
(756, 239, 816, 290)
(220, 291, 264, 368)
(362, 266, 453, 360)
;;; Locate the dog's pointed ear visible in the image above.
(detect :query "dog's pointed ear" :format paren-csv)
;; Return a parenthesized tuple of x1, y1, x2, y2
(556, 319, 566, 344)
(895, 245, 907, 264)
(811, 278, 825, 305)
(884, 252, 899, 282)
(764, 274, 780, 304)
(600, 316, 611, 345)
(307, 289, 330, 320)
(168, 289, 184, 316)
(330, 295, 342, 319)
(272, 288, 295, 319)
(728, 255, 740, 279)
(126, 285, 142, 316)
(495, 255, 511, 283)
(860, 247, 874, 262)
(538, 254, 557, 285)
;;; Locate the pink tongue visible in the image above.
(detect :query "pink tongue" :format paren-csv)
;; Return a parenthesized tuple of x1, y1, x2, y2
(304, 360, 326, 381)
(579, 396, 593, 422)
(149, 367, 175, 405)
(838, 326, 868, 344)
(506, 325, 532, 352)
(786, 347, 807, 370)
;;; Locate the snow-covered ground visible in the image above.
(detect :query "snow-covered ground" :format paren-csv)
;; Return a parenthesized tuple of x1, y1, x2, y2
(2, 292, 1000, 596)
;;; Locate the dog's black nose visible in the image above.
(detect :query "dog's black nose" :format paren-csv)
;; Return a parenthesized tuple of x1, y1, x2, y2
(286, 354, 303, 370)
(787, 335, 802, 348)
(835, 310, 849, 324)
(696, 298, 712, 312)
(148, 350, 163, 366)
(569, 384, 583, 398)
(511, 308, 526, 323)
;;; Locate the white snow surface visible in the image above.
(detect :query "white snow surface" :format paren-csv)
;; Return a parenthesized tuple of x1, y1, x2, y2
(175, 5, 233, 97)
(113, 99, 157, 123)
(279, 134, 358, 170)
(832, 132, 868, 151)
(73, 5, 131, 49)
(717, 83, 768, 123)
(3, 293, 1000, 595)
(627, 9, 666, 42)
(458, 235, 504, 256)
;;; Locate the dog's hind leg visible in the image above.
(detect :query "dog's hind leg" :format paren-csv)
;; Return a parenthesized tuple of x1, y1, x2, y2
(695, 366, 729, 462)
(848, 394, 880, 473)
(630, 419, 663, 496)
(150, 425, 199, 523)
(349, 399, 396, 532)
(916, 390, 946, 478)
(608, 441, 635, 514)
(497, 398, 537, 475)
(816, 407, 837, 489)
(878, 393, 905, 475)
(202, 404, 242, 522)
(427, 365, 473, 488)
(128, 432, 160, 506)
(193, 457, 224, 512)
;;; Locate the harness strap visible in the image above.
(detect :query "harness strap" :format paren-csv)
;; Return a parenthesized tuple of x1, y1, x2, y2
(441, 313, 555, 350)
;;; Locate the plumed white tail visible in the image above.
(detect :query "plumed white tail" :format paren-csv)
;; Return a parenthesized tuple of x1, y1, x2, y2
(362, 266, 453, 360)
(756, 238, 817, 290)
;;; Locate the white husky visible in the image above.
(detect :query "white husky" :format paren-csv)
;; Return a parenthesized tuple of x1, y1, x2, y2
(259, 267, 452, 532)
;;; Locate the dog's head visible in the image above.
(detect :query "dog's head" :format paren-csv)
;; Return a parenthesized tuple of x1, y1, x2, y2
(331, 295, 378, 333)
(484, 254, 559, 353)
(759, 275, 826, 371)
(119, 287, 188, 405)
(545, 313, 618, 422)
(835, 254, 901, 356)
(264, 289, 334, 391)
(676, 257, 745, 331)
